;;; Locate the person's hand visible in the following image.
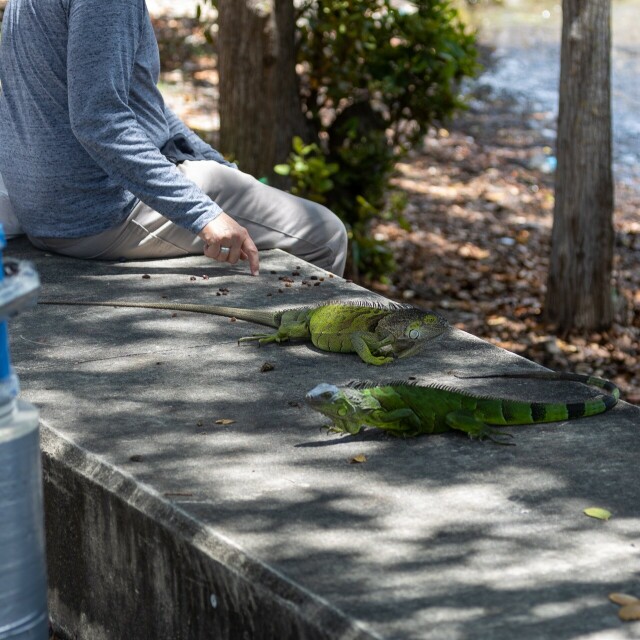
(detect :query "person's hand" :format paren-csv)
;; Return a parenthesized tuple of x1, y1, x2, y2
(198, 212, 259, 276)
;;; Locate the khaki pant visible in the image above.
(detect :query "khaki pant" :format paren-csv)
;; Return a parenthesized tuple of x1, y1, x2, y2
(29, 161, 348, 275)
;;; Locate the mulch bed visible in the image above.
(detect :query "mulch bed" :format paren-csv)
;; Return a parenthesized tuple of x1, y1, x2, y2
(369, 95, 639, 403)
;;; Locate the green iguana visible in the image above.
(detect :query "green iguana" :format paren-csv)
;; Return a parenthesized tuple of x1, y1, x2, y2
(305, 372, 619, 443)
(40, 299, 449, 365)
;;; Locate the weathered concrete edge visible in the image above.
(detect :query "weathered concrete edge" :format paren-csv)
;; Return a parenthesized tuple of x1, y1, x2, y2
(40, 420, 383, 640)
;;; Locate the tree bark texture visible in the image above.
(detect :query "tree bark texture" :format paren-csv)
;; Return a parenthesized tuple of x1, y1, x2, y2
(217, 0, 306, 179)
(545, 0, 614, 333)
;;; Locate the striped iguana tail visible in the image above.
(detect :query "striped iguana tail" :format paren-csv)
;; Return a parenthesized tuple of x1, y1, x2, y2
(450, 371, 620, 422)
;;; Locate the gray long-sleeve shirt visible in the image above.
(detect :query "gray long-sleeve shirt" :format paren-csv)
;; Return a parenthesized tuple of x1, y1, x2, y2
(0, 0, 228, 238)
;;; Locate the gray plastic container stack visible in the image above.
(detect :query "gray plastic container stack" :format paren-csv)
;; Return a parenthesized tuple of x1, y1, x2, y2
(0, 227, 47, 640)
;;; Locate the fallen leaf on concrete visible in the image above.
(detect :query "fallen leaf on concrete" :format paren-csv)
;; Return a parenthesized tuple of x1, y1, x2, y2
(349, 454, 367, 464)
(619, 603, 640, 621)
(584, 507, 612, 521)
(609, 593, 640, 606)
(260, 362, 275, 372)
(215, 419, 235, 426)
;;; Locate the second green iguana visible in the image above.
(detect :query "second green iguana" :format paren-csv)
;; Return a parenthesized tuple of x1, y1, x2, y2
(40, 299, 449, 365)
(305, 372, 619, 443)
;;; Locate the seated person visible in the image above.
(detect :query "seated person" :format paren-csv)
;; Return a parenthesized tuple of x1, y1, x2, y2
(0, 0, 348, 276)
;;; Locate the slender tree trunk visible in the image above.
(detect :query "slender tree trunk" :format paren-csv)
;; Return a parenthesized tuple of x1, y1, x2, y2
(217, 0, 306, 179)
(545, 0, 614, 333)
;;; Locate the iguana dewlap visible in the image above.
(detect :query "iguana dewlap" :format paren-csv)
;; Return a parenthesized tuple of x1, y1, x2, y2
(306, 372, 619, 443)
(39, 299, 449, 365)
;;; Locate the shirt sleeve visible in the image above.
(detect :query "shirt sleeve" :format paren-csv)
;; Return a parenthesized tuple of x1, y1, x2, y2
(66, 0, 222, 234)
(163, 106, 238, 169)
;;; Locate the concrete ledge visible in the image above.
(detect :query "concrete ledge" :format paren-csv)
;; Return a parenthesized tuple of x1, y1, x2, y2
(7, 237, 640, 640)
(42, 425, 378, 640)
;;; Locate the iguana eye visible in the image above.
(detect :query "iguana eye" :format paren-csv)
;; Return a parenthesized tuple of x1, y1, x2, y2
(409, 329, 420, 340)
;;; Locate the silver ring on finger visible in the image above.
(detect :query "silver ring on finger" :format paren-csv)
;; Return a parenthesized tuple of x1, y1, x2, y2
(219, 247, 230, 255)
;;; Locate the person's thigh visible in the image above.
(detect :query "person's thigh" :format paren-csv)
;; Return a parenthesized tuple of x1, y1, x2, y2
(29, 161, 348, 273)
(29, 207, 201, 260)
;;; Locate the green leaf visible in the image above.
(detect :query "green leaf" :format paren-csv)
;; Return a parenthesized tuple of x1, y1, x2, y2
(584, 507, 612, 521)
(301, 144, 317, 156)
(273, 164, 291, 176)
(292, 136, 305, 154)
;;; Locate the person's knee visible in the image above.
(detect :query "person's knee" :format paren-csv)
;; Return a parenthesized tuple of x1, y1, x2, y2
(317, 204, 347, 242)
(317, 205, 348, 275)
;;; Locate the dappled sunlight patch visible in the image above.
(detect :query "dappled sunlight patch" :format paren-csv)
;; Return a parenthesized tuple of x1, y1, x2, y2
(530, 596, 604, 621)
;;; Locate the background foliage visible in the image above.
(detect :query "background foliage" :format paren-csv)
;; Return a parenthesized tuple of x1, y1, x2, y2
(199, 0, 477, 279)
(289, 0, 477, 279)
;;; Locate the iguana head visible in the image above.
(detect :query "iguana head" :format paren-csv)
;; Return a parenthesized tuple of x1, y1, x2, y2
(305, 383, 364, 434)
(377, 309, 449, 359)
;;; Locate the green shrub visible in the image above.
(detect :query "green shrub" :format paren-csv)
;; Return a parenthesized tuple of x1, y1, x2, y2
(292, 0, 477, 279)
(274, 136, 339, 204)
(297, 0, 477, 149)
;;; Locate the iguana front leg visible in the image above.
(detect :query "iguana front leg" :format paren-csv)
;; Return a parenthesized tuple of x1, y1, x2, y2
(445, 411, 514, 445)
(350, 332, 394, 365)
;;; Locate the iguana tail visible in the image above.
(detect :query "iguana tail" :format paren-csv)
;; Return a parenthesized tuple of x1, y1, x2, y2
(455, 371, 619, 420)
(39, 300, 280, 328)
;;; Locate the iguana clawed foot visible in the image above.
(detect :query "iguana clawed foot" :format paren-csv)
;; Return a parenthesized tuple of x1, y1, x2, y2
(365, 354, 394, 366)
(324, 423, 363, 436)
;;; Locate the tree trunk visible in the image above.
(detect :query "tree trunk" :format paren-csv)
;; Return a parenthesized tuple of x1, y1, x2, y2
(545, 0, 614, 333)
(217, 0, 306, 180)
